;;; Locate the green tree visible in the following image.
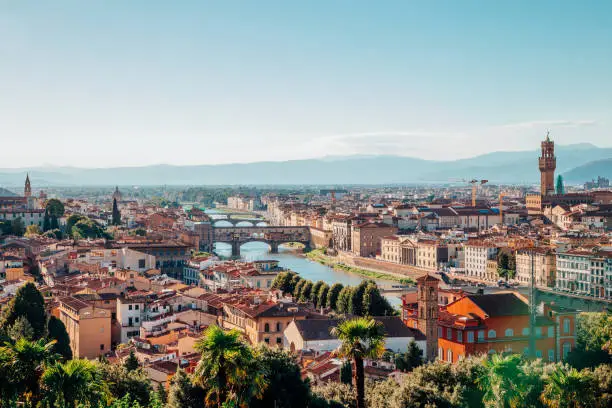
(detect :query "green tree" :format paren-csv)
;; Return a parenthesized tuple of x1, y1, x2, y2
(327, 283, 343, 311)
(66, 214, 86, 236)
(167, 369, 207, 408)
(112, 198, 122, 226)
(250, 347, 311, 408)
(541, 365, 595, 408)
(556, 175, 565, 195)
(43, 209, 51, 232)
(362, 282, 395, 316)
(47, 315, 73, 360)
(45, 198, 65, 218)
(317, 283, 330, 309)
(394, 341, 423, 372)
(11, 216, 25, 236)
(7, 316, 35, 340)
(25, 224, 41, 237)
(349, 281, 368, 316)
(331, 317, 386, 408)
(124, 349, 140, 371)
(193, 325, 266, 407)
(1, 282, 47, 339)
(99, 363, 153, 407)
(0, 338, 59, 405)
(340, 360, 352, 385)
(311, 281, 324, 306)
(156, 382, 168, 404)
(567, 312, 612, 369)
(336, 287, 353, 314)
(299, 281, 314, 303)
(293, 279, 307, 299)
(477, 354, 530, 408)
(40, 359, 107, 408)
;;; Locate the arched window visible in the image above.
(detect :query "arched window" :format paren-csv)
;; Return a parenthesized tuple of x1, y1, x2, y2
(505, 328, 514, 337)
(447, 349, 453, 363)
(276, 322, 282, 332)
(488, 349, 496, 355)
(488, 330, 496, 339)
(264, 323, 270, 333)
(438, 347, 443, 360)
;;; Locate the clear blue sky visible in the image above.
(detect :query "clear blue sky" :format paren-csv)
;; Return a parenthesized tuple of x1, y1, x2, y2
(1, 0, 611, 167)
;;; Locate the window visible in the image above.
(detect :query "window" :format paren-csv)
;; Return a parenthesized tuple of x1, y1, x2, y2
(563, 342, 571, 359)
(457, 331, 463, 343)
(138, 259, 146, 269)
(276, 322, 282, 332)
(447, 349, 453, 362)
(478, 330, 485, 341)
(438, 327, 443, 338)
(488, 330, 496, 339)
(276, 337, 282, 344)
(438, 347, 443, 360)
(536, 350, 543, 358)
(505, 328, 514, 337)
(548, 326, 554, 338)
(135, 317, 139, 323)
(467, 331, 474, 343)
(135, 305, 139, 310)
(548, 349, 555, 362)
(100, 344, 105, 351)
(264, 338, 270, 344)
(128, 305, 133, 311)
(446, 328, 452, 340)
(535, 327, 542, 338)
(264, 323, 270, 333)
(563, 319, 571, 334)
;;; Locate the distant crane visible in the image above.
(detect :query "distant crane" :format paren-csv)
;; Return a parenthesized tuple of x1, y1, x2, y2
(469, 179, 488, 207)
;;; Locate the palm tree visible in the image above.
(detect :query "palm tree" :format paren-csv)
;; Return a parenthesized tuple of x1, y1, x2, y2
(331, 317, 385, 408)
(0, 338, 59, 404)
(193, 325, 266, 407)
(540, 365, 595, 408)
(477, 353, 528, 408)
(40, 359, 108, 407)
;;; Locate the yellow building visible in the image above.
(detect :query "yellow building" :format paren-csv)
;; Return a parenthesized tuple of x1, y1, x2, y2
(58, 296, 111, 359)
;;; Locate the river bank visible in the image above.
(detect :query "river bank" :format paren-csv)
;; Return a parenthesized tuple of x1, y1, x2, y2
(305, 249, 415, 284)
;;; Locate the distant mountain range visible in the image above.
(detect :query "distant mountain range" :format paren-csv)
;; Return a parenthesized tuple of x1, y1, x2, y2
(0, 143, 610, 187)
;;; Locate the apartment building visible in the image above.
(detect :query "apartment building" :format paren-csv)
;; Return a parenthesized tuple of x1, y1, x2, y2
(464, 242, 499, 280)
(351, 222, 397, 257)
(556, 249, 611, 300)
(59, 296, 111, 359)
(117, 296, 146, 343)
(416, 240, 448, 271)
(515, 248, 556, 288)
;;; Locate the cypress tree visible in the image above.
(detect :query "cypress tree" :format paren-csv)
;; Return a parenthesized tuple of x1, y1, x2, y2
(47, 315, 73, 360)
(43, 208, 51, 232)
(112, 198, 122, 226)
(1, 282, 46, 338)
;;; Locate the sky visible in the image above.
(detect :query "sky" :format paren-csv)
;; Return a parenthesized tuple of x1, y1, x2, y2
(1, 0, 611, 168)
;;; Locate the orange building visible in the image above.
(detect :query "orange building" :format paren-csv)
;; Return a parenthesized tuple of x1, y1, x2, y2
(404, 290, 577, 364)
(58, 296, 112, 359)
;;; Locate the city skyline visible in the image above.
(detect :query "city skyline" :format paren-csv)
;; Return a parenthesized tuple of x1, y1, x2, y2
(1, 0, 611, 168)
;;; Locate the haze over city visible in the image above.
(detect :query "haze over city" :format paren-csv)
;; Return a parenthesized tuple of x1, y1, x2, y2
(1, 0, 611, 168)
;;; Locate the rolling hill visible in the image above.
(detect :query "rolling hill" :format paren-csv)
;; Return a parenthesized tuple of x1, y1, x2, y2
(0, 143, 610, 186)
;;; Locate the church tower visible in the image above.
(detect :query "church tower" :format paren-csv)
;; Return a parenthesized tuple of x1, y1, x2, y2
(416, 274, 439, 361)
(539, 132, 556, 196)
(24, 173, 32, 198)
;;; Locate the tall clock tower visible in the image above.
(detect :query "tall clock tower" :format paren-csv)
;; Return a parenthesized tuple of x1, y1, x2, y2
(416, 274, 439, 361)
(538, 132, 556, 196)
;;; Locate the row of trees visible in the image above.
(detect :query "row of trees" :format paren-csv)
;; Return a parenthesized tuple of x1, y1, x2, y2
(271, 272, 396, 316)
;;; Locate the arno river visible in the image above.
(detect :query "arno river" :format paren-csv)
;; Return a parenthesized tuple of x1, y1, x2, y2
(208, 212, 402, 307)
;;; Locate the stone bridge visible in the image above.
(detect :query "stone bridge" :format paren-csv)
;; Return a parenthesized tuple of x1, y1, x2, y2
(211, 218, 268, 227)
(212, 226, 311, 256)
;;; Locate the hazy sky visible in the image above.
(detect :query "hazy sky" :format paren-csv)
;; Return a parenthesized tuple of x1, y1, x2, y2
(1, 0, 611, 168)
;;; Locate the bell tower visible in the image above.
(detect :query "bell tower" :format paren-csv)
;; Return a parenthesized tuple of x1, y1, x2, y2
(24, 173, 32, 198)
(538, 132, 556, 196)
(416, 274, 439, 361)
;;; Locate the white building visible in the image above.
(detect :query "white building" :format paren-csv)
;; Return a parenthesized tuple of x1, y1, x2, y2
(556, 249, 611, 300)
(463, 242, 499, 279)
(84, 248, 155, 273)
(117, 297, 146, 343)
